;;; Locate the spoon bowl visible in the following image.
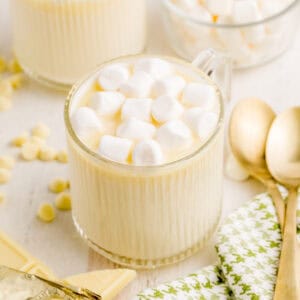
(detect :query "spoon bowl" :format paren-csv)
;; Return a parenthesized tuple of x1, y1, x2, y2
(266, 107, 300, 188)
(229, 98, 275, 180)
(229, 98, 285, 228)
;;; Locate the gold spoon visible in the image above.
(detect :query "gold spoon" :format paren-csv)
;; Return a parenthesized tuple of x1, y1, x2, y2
(229, 98, 285, 229)
(266, 107, 300, 300)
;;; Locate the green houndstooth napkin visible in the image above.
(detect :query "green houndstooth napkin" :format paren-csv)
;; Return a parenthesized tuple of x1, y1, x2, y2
(137, 189, 300, 299)
(215, 188, 300, 300)
(135, 265, 233, 299)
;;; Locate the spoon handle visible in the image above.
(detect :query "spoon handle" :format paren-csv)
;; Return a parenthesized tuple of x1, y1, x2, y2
(265, 180, 285, 231)
(273, 188, 300, 300)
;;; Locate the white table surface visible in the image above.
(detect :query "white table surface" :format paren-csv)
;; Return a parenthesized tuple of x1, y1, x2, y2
(0, 0, 299, 298)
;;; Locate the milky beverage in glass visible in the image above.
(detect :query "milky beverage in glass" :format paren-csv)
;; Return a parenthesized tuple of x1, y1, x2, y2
(11, 0, 146, 89)
(65, 50, 230, 268)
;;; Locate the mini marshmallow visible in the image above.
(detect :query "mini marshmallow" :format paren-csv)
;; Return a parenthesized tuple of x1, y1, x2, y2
(135, 58, 173, 79)
(182, 82, 218, 109)
(132, 140, 164, 166)
(98, 135, 133, 163)
(71, 107, 102, 140)
(176, 0, 199, 10)
(121, 98, 152, 122)
(243, 25, 266, 45)
(189, 5, 212, 21)
(258, 0, 284, 17)
(156, 120, 192, 151)
(184, 109, 218, 140)
(152, 75, 186, 98)
(216, 21, 252, 64)
(119, 71, 154, 98)
(225, 153, 250, 181)
(232, 0, 261, 24)
(98, 64, 130, 91)
(117, 118, 156, 140)
(152, 95, 184, 123)
(90, 91, 125, 116)
(206, 0, 233, 16)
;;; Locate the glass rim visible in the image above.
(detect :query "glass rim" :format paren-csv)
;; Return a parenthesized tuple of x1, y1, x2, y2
(162, 0, 299, 28)
(64, 54, 224, 172)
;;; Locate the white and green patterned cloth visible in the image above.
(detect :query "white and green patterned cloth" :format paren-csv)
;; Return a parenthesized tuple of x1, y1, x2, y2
(135, 265, 233, 300)
(137, 190, 300, 299)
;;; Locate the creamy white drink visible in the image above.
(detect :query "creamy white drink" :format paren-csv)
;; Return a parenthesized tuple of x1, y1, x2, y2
(65, 56, 224, 268)
(11, 0, 146, 89)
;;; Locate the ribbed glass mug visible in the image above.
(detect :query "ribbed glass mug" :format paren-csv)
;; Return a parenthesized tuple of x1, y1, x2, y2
(11, 0, 147, 90)
(64, 49, 231, 269)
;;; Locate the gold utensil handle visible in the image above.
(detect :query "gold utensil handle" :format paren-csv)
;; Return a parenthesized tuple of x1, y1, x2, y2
(0, 265, 102, 299)
(273, 188, 300, 300)
(265, 180, 285, 231)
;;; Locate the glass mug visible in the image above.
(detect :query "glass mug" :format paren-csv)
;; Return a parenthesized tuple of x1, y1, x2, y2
(11, 0, 147, 90)
(64, 49, 231, 269)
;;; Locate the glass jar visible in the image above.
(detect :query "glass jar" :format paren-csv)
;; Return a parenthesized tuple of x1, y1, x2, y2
(64, 51, 230, 269)
(161, 0, 299, 69)
(11, 0, 147, 90)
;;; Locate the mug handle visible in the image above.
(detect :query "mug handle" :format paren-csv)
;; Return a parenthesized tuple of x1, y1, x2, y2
(192, 48, 232, 103)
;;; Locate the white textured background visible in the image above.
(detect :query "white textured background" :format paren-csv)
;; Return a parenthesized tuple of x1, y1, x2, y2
(0, 0, 299, 298)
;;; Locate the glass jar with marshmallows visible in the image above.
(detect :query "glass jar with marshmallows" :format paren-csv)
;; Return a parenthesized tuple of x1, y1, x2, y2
(162, 0, 299, 68)
(11, 0, 147, 90)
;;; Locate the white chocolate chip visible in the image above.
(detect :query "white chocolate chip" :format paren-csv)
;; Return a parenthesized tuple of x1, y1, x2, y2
(38, 146, 56, 161)
(11, 132, 29, 147)
(49, 178, 69, 194)
(8, 58, 22, 74)
(30, 136, 46, 147)
(55, 150, 68, 163)
(8, 74, 24, 89)
(21, 142, 40, 161)
(55, 193, 72, 211)
(37, 203, 55, 223)
(0, 156, 15, 169)
(0, 168, 11, 184)
(32, 123, 51, 139)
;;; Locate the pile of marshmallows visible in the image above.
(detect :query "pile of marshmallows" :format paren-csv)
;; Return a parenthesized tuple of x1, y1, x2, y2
(175, 0, 291, 23)
(172, 0, 293, 65)
(71, 58, 219, 166)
